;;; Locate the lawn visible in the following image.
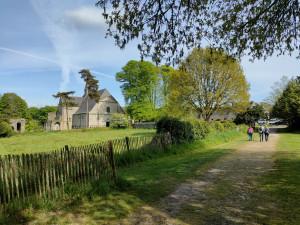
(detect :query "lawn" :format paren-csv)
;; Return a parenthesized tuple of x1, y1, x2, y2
(0, 130, 245, 224)
(253, 132, 300, 225)
(0, 128, 155, 155)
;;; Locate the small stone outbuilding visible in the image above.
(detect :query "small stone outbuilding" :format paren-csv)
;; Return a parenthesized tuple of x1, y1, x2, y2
(10, 119, 26, 133)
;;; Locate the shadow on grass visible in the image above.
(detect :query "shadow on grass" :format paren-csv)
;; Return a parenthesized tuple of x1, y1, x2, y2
(0, 131, 243, 224)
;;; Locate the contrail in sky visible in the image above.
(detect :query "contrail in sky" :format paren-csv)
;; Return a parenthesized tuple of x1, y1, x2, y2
(0, 46, 60, 65)
(0, 46, 114, 80)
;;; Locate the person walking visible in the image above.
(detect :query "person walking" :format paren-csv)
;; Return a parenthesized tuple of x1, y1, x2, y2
(247, 126, 254, 141)
(259, 125, 265, 142)
(264, 126, 270, 142)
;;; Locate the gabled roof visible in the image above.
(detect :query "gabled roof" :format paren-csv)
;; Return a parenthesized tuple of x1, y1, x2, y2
(59, 96, 83, 107)
(74, 89, 121, 114)
(71, 97, 83, 106)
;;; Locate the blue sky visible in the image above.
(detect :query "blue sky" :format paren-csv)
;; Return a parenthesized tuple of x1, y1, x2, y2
(0, 0, 299, 107)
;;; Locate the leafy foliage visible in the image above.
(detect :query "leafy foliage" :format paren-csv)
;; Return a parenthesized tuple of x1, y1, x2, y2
(79, 69, 100, 102)
(272, 76, 300, 129)
(234, 102, 266, 124)
(221, 121, 237, 130)
(26, 120, 43, 132)
(116, 60, 172, 121)
(188, 119, 210, 140)
(96, 0, 300, 63)
(167, 48, 250, 120)
(157, 117, 194, 143)
(0, 93, 28, 121)
(111, 113, 129, 128)
(27, 106, 57, 126)
(0, 121, 14, 138)
(209, 121, 225, 132)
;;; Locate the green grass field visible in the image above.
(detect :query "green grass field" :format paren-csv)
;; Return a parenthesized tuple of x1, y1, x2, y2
(256, 132, 300, 224)
(0, 128, 155, 155)
(0, 130, 244, 224)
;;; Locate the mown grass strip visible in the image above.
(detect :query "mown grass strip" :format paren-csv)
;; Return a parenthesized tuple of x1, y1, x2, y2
(257, 133, 300, 225)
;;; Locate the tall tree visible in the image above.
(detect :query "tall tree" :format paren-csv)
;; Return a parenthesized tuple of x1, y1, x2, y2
(53, 91, 76, 130)
(0, 93, 28, 121)
(96, 0, 300, 63)
(168, 48, 250, 121)
(116, 60, 160, 120)
(265, 75, 290, 105)
(79, 69, 100, 128)
(272, 76, 300, 129)
(27, 106, 57, 125)
(234, 102, 266, 125)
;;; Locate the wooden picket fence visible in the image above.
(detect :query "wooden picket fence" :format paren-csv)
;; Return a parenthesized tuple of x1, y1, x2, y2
(0, 133, 172, 209)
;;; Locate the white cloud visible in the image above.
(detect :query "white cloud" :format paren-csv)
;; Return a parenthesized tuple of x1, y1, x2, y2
(65, 6, 106, 29)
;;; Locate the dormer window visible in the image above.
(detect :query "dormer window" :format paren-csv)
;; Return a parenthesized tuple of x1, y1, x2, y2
(106, 106, 110, 113)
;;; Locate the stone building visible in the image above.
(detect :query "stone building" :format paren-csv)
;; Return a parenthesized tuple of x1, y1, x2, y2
(44, 97, 83, 131)
(45, 89, 124, 131)
(10, 118, 26, 133)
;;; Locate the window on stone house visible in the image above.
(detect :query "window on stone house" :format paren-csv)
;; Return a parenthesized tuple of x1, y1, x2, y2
(106, 106, 110, 113)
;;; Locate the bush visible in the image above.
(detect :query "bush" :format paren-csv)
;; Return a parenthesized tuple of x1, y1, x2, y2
(188, 119, 210, 140)
(110, 113, 129, 128)
(221, 121, 236, 130)
(0, 121, 14, 137)
(26, 120, 43, 132)
(157, 117, 194, 143)
(209, 121, 225, 132)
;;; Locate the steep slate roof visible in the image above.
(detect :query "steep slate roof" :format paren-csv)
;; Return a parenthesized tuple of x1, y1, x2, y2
(58, 96, 83, 107)
(71, 97, 83, 106)
(73, 89, 121, 114)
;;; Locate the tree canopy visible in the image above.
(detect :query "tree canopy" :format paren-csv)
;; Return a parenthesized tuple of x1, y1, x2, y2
(116, 60, 161, 120)
(234, 102, 266, 125)
(79, 69, 100, 102)
(27, 106, 57, 125)
(167, 48, 250, 120)
(272, 76, 300, 129)
(0, 93, 28, 121)
(96, 0, 300, 63)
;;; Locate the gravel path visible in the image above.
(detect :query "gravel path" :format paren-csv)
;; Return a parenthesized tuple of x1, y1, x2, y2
(120, 133, 279, 225)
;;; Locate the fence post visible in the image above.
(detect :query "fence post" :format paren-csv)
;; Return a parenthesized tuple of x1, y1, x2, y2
(108, 141, 117, 183)
(125, 137, 130, 152)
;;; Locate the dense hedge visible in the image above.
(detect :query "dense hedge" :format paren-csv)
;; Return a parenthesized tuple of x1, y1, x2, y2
(0, 121, 14, 137)
(156, 117, 194, 143)
(157, 117, 237, 143)
(188, 119, 210, 140)
(111, 113, 129, 128)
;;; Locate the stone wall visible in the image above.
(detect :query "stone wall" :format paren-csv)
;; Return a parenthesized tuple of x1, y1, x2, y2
(10, 119, 26, 133)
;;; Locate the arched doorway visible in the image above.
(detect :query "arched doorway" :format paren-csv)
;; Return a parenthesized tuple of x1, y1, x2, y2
(17, 122, 21, 132)
(54, 122, 60, 131)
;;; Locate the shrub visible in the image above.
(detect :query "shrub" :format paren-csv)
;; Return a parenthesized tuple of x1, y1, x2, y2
(209, 121, 225, 132)
(0, 121, 14, 137)
(26, 120, 43, 132)
(221, 121, 236, 130)
(188, 119, 210, 140)
(157, 117, 194, 143)
(110, 113, 129, 128)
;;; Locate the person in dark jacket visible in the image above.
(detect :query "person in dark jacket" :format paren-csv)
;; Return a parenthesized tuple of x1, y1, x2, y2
(264, 126, 270, 142)
(259, 125, 265, 142)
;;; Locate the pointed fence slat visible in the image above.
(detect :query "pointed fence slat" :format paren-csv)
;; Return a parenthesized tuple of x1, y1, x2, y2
(0, 133, 171, 209)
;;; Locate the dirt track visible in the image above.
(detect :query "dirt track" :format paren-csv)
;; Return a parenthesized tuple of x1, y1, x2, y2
(120, 133, 279, 225)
